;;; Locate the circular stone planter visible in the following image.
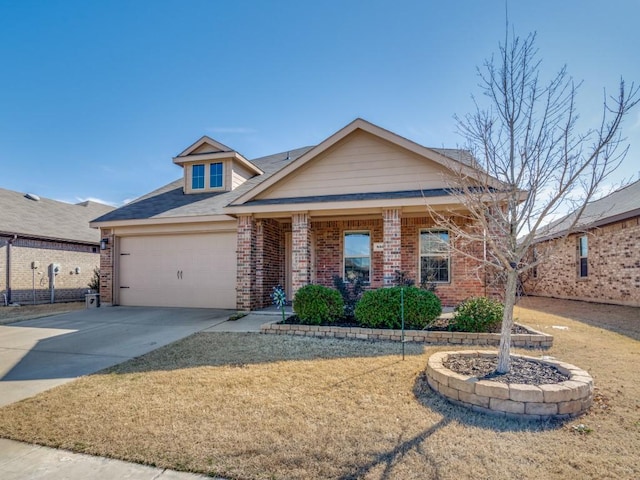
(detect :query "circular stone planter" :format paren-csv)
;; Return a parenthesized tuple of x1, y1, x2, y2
(426, 350, 593, 420)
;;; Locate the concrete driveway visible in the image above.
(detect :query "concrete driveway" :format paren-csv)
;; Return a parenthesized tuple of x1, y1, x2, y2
(0, 306, 234, 407)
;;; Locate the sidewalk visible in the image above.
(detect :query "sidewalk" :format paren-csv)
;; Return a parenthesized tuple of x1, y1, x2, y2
(0, 311, 273, 480)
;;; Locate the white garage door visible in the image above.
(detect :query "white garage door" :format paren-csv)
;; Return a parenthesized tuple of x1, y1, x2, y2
(118, 232, 237, 309)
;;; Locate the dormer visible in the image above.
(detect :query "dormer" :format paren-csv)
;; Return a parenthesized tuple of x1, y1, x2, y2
(173, 136, 263, 194)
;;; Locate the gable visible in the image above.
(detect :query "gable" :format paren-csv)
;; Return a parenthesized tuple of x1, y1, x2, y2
(255, 129, 453, 201)
(191, 142, 227, 154)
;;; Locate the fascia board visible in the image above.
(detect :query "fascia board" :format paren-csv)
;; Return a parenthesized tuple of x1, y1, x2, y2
(90, 214, 237, 229)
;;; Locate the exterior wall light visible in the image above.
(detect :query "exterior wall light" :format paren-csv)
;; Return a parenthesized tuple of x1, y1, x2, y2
(100, 238, 109, 250)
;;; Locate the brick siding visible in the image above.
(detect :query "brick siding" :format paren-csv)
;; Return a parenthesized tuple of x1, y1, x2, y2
(1, 236, 100, 305)
(524, 216, 640, 307)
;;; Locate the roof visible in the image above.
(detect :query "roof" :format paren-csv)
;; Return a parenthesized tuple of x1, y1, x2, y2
(92, 118, 481, 225)
(91, 146, 315, 223)
(229, 118, 496, 206)
(0, 188, 115, 244)
(537, 179, 640, 239)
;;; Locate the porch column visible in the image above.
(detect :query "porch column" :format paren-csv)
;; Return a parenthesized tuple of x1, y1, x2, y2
(291, 212, 311, 296)
(383, 208, 402, 286)
(236, 215, 257, 311)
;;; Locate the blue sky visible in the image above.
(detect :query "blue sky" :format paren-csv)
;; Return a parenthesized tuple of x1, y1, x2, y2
(1, 0, 639, 206)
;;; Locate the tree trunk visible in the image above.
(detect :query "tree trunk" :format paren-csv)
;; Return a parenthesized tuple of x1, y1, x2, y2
(496, 268, 519, 373)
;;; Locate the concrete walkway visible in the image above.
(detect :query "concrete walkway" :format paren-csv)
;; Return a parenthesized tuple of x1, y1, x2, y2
(0, 308, 273, 480)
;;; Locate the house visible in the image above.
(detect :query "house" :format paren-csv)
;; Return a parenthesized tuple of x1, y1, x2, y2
(91, 119, 501, 311)
(0, 188, 114, 305)
(524, 179, 640, 307)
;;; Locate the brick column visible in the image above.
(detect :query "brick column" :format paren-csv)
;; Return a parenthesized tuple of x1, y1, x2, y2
(291, 212, 311, 296)
(236, 215, 257, 311)
(99, 229, 114, 306)
(383, 208, 402, 286)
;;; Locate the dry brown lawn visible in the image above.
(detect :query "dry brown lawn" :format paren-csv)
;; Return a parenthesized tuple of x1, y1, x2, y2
(0, 296, 638, 479)
(0, 302, 84, 325)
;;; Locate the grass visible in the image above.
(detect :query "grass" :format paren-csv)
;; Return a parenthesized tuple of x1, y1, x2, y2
(0, 302, 84, 325)
(0, 296, 639, 479)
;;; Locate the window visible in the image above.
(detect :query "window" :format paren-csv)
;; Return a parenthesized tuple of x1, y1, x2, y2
(192, 164, 205, 189)
(344, 232, 370, 283)
(210, 162, 223, 188)
(420, 230, 450, 283)
(577, 235, 588, 278)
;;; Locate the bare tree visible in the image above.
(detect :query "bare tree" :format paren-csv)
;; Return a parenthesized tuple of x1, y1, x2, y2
(432, 30, 638, 373)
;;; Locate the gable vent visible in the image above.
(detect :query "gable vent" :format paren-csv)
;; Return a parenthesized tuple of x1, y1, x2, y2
(24, 193, 41, 201)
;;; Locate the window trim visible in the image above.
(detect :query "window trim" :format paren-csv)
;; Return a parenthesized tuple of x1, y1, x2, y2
(419, 229, 451, 284)
(577, 235, 588, 278)
(343, 230, 371, 284)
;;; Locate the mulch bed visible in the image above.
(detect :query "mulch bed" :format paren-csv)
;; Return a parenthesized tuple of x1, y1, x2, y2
(282, 316, 531, 334)
(443, 354, 570, 385)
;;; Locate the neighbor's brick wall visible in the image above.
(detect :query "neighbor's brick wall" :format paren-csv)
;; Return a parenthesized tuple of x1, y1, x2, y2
(0, 236, 99, 304)
(524, 216, 640, 307)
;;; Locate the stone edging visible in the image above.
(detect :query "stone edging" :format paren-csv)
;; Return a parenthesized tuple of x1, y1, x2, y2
(260, 322, 553, 348)
(426, 350, 593, 420)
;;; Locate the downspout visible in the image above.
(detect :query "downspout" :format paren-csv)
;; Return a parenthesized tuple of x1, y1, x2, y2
(6, 234, 17, 305)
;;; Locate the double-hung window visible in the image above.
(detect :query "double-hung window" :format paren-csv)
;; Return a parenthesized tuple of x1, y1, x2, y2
(192, 164, 205, 189)
(344, 232, 370, 283)
(210, 162, 223, 188)
(577, 235, 588, 278)
(420, 230, 450, 283)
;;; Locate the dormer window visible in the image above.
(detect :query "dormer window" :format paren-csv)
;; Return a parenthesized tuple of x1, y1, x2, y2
(210, 162, 223, 188)
(192, 164, 205, 189)
(174, 136, 263, 195)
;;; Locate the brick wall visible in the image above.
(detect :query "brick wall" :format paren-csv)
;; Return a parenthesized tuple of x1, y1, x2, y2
(401, 217, 489, 306)
(99, 229, 113, 305)
(1, 236, 100, 305)
(311, 216, 490, 306)
(256, 218, 285, 307)
(313, 218, 384, 288)
(524, 216, 640, 307)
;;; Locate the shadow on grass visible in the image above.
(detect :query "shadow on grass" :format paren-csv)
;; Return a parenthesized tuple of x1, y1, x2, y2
(101, 332, 427, 375)
(339, 417, 450, 480)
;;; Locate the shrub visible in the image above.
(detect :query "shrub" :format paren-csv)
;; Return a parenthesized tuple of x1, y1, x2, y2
(355, 286, 442, 329)
(88, 267, 100, 292)
(293, 284, 344, 325)
(332, 275, 364, 320)
(451, 296, 504, 332)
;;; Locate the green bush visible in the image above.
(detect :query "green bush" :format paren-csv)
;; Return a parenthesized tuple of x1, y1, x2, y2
(293, 284, 344, 325)
(451, 296, 504, 332)
(354, 286, 442, 329)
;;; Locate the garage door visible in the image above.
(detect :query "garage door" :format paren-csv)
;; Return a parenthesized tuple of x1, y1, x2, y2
(118, 232, 237, 309)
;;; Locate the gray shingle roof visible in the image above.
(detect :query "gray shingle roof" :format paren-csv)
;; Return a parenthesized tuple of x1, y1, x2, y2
(0, 188, 115, 244)
(91, 146, 315, 223)
(538, 179, 640, 239)
(92, 141, 476, 223)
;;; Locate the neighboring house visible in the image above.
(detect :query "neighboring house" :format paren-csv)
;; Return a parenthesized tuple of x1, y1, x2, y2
(91, 118, 502, 310)
(0, 188, 114, 305)
(524, 180, 640, 307)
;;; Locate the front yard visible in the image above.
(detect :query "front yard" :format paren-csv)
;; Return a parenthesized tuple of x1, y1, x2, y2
(0, 297, 638, 479)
